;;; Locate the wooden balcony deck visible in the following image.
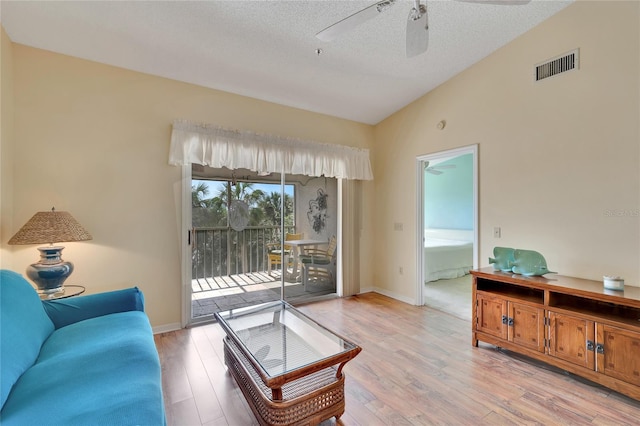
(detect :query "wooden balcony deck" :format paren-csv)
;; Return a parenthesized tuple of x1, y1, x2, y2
(191, 270, 336, 318)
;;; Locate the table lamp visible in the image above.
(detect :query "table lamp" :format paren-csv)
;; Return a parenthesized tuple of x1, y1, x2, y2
(8, 207, 92, 294)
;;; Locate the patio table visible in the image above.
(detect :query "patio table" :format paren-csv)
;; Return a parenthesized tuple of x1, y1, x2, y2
(283, 239, 327, 282)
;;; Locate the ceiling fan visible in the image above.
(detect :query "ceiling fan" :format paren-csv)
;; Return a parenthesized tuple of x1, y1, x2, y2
(316, 0, 531, 58)
(425, 161, 456, 175)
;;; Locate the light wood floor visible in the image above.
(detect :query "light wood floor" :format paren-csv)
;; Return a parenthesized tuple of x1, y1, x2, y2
(423, 275, 472, 321)
(154, 292, 640, 425)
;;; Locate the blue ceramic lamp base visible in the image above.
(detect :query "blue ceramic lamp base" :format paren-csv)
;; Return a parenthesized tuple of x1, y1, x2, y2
(26, 246, 74, 294)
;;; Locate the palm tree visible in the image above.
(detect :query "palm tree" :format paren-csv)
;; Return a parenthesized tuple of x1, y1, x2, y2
(216, 182, 263, 208)
(192, 183, 227, 227)
(192, 183, 212, 228)
(192, 179, 296, 277)
(259, 192, 282, 226)
(192, 182, 210, 208)
(214, 181, 270, 274)
(258, 191, 294, 226)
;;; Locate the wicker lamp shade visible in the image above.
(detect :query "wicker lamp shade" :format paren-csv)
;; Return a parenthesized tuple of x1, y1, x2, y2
(8, 208, 91, 294)
(9, 208, 92, 245)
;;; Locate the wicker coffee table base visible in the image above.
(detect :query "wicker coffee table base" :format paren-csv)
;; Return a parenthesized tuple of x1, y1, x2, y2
(223, 337, 345, 426)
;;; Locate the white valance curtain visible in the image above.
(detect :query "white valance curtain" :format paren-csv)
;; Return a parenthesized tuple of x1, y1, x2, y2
(169, 120, 373, 180)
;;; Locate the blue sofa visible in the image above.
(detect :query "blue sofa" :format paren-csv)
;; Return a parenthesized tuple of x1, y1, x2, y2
(0, 269, 165, 425)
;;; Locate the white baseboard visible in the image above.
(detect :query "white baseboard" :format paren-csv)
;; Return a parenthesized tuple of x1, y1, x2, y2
(152, 289, 418, 334)
(358, 286, 417, 306)
(152, 322, 182, 334)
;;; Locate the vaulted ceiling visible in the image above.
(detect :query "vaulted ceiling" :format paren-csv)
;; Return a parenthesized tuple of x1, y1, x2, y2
(0, 0, 573, 124)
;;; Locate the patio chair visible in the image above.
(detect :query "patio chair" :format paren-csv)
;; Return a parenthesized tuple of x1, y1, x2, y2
(266, 233, 303, 277)
(300, 235, 337, 290)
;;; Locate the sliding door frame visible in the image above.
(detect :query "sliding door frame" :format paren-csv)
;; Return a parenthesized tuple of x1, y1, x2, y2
(180, 165, 353, 327)
(180, 164, 192, 327)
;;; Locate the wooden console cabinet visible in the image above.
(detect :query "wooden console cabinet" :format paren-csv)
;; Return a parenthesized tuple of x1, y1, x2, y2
(472, 267, 640, 400)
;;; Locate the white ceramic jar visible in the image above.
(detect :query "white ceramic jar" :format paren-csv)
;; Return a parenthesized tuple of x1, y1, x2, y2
(603, 276, 624, 291)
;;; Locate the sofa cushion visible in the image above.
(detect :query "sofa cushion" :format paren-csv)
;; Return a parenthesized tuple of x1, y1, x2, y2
(0, 270, 54, 408)
(0, 310, 164, 425)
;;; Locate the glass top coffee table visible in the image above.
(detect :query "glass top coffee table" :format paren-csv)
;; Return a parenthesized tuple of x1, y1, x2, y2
(215, 300, 361, 424)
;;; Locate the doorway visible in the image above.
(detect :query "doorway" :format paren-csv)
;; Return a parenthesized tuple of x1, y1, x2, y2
(416, 145, 478, 320)
(186, 166, 339, 324)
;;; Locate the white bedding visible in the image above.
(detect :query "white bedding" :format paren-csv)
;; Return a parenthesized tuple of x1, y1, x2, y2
(424, 233, 473, 283)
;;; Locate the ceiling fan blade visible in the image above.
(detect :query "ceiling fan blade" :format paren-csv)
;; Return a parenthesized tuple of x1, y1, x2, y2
(433, 165, 456, 170)
(406, 3, 428, 58)
(454, 0, 531, 5)
(316, 0, 398, 42)
(426, 168, 443, 175)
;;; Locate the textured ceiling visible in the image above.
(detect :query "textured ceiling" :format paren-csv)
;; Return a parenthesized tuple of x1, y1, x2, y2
(0, 0, 573, 124)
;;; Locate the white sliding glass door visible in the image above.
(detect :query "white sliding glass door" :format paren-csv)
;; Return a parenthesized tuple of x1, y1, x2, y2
(182, 166, 339, 325)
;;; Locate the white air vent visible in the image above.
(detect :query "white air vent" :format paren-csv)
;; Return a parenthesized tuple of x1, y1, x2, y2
(535, 49, 579, 82)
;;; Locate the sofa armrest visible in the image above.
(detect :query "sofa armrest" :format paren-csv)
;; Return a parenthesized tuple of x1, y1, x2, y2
(42, 287, 145, 329)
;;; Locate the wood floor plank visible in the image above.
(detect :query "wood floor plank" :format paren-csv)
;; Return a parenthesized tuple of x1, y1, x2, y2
(190, 325, 217, 362)
(169, 397, 202, 426)
(156, 292, 640, 425)
(183, 353, 225, 423)
(201, 351, 258, 425)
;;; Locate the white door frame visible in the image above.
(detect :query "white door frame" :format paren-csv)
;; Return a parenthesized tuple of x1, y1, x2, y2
(180, 164, 192, 327)
(415, 144, 478, 305)
(180, 165, 346, 326)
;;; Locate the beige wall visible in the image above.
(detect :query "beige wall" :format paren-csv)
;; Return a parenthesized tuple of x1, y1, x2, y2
(2, 0, 637, 326)
(3, 43, 373, 329)
(372, 0, 640, 301)
(0, 26, 15, 269)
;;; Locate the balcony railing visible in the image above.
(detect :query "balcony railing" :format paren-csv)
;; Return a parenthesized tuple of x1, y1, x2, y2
(192, 226, 296, 281)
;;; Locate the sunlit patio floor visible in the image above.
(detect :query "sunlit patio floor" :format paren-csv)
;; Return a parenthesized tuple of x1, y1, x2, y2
(191, 270, 335, 318)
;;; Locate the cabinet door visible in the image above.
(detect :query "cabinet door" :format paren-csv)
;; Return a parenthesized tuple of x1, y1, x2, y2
(509, 302, 545, 353)
(596, 324, 640, 386)
(476, 292, 507, 339)
(548, 311, 595, 369)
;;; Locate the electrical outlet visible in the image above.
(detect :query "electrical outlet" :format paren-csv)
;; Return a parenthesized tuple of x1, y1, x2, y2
(394, 222, 403, 231)
(494, 227, 501, 238)
(399, 266, 404, 275)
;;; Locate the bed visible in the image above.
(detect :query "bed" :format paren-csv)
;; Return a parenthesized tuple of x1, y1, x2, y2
(424, 229, 473, 283)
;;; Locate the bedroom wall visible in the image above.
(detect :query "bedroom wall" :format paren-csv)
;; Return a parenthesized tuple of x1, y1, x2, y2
(372, 0, 640, 302)
(424, 153, 473, 230)
(3, 40, 374, 329)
